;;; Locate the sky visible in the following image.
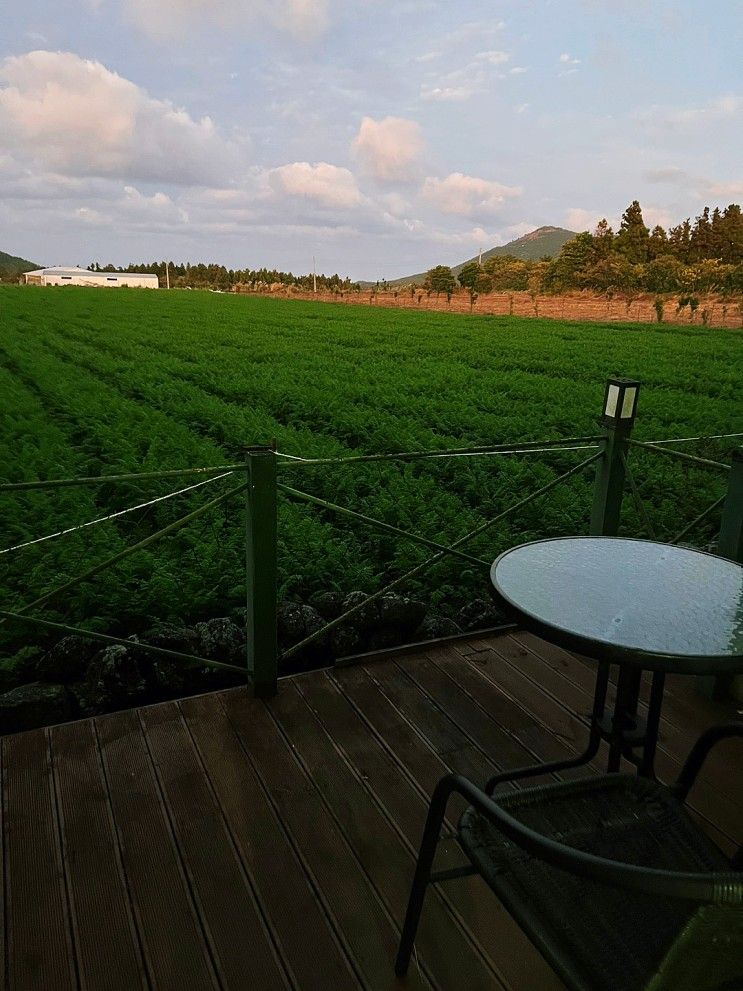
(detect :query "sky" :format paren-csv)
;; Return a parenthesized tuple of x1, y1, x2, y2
(1, 0, 741, 280)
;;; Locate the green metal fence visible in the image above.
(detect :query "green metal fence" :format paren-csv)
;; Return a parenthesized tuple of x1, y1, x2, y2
(1, 377, 741, 699)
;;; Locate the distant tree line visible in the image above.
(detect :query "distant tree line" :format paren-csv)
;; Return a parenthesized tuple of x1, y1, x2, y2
(426, 202, 743, 302)
(87, 260, 359, 292)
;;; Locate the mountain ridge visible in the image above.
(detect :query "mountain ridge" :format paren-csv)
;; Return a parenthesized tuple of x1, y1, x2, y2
(0, 250, 41, 279)
(383, 226, 576, 286)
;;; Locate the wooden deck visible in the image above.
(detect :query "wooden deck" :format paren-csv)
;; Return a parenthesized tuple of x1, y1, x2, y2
(1, 629, 740, 991)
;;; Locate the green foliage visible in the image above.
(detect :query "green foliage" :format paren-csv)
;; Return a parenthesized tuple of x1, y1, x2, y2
(424, 265, 456, 295)
(88, 258, 359, 292)
(0, 286, 740, 662)
(0, 249, 40, 280)
(450, 202, 743, 298)
(457, 261, 482, 290)
(616, 200, 650, 264)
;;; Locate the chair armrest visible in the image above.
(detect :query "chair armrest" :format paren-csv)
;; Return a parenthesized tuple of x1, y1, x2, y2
(440, 773, 742, 904)
(672, 722, 743, 802)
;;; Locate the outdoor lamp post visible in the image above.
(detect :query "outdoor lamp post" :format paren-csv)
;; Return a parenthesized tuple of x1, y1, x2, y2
(601, 377, 640, 429)
(590, 377, 641, 536)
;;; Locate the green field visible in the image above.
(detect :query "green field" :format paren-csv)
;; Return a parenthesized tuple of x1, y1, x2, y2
(1, 286, 741, 665)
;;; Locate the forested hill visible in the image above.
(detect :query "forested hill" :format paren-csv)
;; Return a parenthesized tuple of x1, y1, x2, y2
(420, 202, 743, 298)
(0, 250, 40, 279)
(387, 226, 575, 286)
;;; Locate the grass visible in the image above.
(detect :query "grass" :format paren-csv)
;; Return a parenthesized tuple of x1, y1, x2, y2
(0, 285, 741, 662)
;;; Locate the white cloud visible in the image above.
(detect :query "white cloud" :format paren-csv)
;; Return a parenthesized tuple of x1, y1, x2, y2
(701, 179, 743, 198)
(638, 95, 742, 131)
(473, 50, 510, 66)
(351, 116, 424, 182)
(564, 207, 600, 231)
(644, 166, 687, 183)
(557, 52, 581, 76)
(0, 51, 237, 185)
(642, 205, 673, 229)
(421, 173, 521, 217)
(421, 84, 477, 102)
(269, 161, 363, 208)
(421, 49, 511, 102)
(117, 0, 331, 42)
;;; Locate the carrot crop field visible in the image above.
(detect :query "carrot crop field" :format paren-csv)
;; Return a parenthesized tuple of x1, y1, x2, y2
(1, 285, 741, 667)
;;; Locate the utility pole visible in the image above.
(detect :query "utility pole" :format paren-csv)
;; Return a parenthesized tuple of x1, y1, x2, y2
(165, 261, 170, 290)
(312, 255, 317, 294)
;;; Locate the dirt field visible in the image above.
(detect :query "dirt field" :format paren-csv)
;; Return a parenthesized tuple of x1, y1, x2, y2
(239, 286, 743, 329)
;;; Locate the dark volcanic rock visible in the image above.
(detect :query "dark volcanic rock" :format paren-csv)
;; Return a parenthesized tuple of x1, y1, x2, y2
(416, 615, 462, 641)
(8, 646, 45, 685)
(0, 682, 73, 733)
(85, 643, 148, 710)
(69, 680, 104, 720)
(340, 591, 380, 632)
(195, 617, 244, 663)
(277, 602, 328, 669)
(456, 598, 508, 632)
(308, 590, 344, 621)
(35, 635, 100, 683)
(329, 625, 364, 658)
(145, 623, 199, 655)
(378, 594, 426, 634)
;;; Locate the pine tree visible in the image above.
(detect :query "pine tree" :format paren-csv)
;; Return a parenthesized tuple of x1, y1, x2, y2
(616, 200, 649, 264)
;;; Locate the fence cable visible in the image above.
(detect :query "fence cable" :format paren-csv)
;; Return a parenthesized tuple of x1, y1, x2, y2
(0, 472, 235, 558)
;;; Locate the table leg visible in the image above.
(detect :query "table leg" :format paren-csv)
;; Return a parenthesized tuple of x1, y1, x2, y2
(637, 672, 665, 778)
(485, 660, 609, 793)
(607, 666, 642, 772)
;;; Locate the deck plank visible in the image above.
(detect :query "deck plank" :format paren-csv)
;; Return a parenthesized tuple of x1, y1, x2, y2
(138, 702, 290, 991)
(2, 729, 77, 991)
(474, 635, 742, 846)
(96, 708, 218, 991)
(51, 719, 146, 991)
(179, 692, 360, 991)
(281, 674, 503, 991)
(0, 629, 739, 991)
(220, 689, 431, 991)
(513, 632, 742, 805)
(363, 660, 497, 787)
(317, 668, 566, 991)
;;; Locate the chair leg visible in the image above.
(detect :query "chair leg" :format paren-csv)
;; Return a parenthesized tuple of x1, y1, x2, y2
(395, 775, 455, 976)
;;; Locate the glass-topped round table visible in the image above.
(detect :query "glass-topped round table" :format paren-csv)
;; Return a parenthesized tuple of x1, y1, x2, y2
(489, 537, 743, 778)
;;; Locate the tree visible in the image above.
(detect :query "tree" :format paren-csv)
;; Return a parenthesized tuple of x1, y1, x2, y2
(644, 256, 685, 294)
(457, 261, 482, 290)
(616, 200, 649, 264)
(668, 219, 692, 263)
(592, 219, 614, 261)
(483, 255, 529, 291)
(424, 265, 456, 295)
(647, 225, 669, 261)
(545, 232, 594, 290)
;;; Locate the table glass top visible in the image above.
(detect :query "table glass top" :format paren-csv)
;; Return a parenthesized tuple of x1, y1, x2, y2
(491, 538, 743, 660)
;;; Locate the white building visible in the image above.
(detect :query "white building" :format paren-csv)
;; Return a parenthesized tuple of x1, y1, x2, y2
(24, 267, 159, 289)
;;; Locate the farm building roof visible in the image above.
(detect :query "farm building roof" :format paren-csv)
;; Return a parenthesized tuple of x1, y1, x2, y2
(26, 267, 158, 279)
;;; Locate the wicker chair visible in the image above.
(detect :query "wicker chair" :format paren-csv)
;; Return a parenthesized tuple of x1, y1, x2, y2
(396, 723, 743, 991)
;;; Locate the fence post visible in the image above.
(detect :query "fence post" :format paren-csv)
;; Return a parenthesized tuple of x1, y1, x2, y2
(713, 448, 743, 701)
(245, 446, 278, 698)
(589, 378, 640, 536)
(718, 448, 743, 564)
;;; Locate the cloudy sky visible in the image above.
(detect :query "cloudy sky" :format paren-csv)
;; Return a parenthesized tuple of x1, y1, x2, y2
(1, 0, 740, 280)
